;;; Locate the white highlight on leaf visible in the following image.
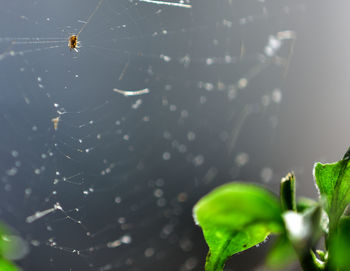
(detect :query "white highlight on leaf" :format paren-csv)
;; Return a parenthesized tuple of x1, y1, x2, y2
(283, 211, 310, 241)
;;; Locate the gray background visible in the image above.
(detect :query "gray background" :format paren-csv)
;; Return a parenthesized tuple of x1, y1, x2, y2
(0, 0, 348, 270)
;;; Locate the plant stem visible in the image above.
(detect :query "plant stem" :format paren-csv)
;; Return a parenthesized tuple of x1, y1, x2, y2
(297, 249, 323, 271)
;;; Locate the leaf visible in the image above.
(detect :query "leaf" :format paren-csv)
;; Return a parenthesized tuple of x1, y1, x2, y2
(283, 207, 324, 271)
(0, 234, 28, 261)
(0, 224, 22, 271)
(193, 183, 283, 271)
(315, 250, 326, 262)
(314, 148, 350, 231)
(280, 172, 296, 212)
(266, 235, 297, 270)
(296, 197, 317, 213)
(0, 225, 12, 257)
(0, 258, 19, 271)
(329, 217, 350, 270)
(283, 207, 322, 250)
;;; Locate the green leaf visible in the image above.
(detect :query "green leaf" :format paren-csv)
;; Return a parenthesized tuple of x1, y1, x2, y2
(0, 258, 19, 271)
(0, 223, 23, 271)
(315, 250, 327, 262)
(296, 197, 317, 213)
(314, 148, 350, 231)
(280, 172, 296, 212)
(329, 217, 350, 270)
(266, 235, 297, 270)
(193, 183, 283, 271)
(283, 208, 324, 271)
(0, 234, 28, 261)
(0, 225, 12, 257)
(283, 207, 322, 248)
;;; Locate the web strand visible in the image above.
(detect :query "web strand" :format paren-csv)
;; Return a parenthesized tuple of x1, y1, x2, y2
(139, 0, 192, 8)
(77, 0, 105, 37)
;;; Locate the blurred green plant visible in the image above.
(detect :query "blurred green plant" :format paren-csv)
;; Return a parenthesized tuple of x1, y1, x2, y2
(193, 147, 350, 271)
(0, 224, 21, 271)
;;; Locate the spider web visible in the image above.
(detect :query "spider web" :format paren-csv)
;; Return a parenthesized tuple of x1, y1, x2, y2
(0, 0, 305, 270)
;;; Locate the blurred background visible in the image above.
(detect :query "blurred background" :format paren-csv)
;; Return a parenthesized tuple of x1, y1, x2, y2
(0, 0, 348, 270)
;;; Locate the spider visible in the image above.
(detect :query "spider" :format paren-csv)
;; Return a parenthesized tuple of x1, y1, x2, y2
(67, 0, 105, 52)
(68, 35, 79, 52)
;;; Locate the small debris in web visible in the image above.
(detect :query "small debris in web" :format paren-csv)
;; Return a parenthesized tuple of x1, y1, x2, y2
(113, 88, 150, 97)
